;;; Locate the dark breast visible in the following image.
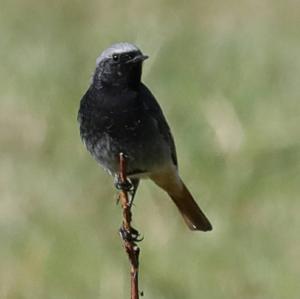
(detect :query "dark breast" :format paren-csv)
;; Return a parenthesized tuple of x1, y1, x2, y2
(78, 86, 169, 175)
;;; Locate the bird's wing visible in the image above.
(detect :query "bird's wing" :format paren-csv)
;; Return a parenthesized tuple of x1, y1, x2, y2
(139, 83, 178, 167)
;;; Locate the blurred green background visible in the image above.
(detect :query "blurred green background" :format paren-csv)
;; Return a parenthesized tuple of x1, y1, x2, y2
(1, 0, 299, 298)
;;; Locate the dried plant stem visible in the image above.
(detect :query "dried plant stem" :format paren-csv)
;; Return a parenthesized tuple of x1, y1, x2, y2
(118, 153, 141, 299)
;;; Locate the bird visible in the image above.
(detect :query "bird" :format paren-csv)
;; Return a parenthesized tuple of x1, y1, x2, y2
(78, 42, 212, 231)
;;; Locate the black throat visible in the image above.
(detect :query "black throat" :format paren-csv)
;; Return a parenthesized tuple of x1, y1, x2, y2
(94, 61, 143, 91)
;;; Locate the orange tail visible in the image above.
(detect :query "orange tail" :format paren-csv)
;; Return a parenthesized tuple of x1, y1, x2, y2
(169, 181, 212, 231)
(150, 170, 212, 231)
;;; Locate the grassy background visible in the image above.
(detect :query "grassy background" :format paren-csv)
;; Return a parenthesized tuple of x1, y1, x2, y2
(1, 0, 300, 298)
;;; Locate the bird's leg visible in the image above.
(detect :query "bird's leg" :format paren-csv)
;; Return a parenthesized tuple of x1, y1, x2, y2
(114, 174, 133, 192)
(128, 178, 140, 208)
(119, 226, 144, 243)
(114, 174, 133, 205)
(114, 176, 139, 206)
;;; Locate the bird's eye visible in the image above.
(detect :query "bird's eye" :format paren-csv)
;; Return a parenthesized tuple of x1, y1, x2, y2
(112, 54, 119, 61)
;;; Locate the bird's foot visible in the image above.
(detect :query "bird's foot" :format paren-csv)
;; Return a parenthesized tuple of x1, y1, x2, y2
(114, 176, 133, 192)
(119, 226, 143, 243)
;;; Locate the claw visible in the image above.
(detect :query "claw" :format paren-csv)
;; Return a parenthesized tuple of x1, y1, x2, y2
(119, 226, 144, 243)
(114, 176, 133, 192)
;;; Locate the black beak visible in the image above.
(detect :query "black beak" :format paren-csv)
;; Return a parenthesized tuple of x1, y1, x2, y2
(126, 54, 149, 64)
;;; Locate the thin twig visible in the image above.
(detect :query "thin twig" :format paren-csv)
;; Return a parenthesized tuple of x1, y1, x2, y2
(118, 153, 141, 299)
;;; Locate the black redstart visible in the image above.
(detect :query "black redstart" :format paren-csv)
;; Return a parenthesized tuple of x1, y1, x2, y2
(78, 42, 212, 231)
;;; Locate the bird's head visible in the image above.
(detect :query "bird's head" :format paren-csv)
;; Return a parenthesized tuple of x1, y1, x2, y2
(93, 42, 148, 89)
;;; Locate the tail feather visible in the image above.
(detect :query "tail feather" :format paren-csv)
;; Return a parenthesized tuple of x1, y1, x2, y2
(169, 182, 212, 231)
(150, 169, 212, 231)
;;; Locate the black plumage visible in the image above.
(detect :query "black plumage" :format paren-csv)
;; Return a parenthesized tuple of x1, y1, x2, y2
(78, 42, 212, 231)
